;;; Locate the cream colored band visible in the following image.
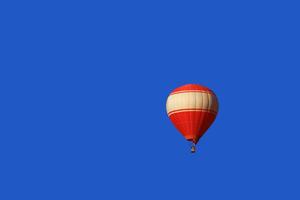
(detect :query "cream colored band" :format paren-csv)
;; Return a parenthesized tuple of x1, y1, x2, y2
(166, 91, 218, 115)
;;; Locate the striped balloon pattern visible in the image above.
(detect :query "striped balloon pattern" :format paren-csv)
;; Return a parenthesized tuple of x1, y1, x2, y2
(166, 84, 218, 144)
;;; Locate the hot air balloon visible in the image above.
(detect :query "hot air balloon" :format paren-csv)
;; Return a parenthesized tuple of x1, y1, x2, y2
(166, 84, 218, 153)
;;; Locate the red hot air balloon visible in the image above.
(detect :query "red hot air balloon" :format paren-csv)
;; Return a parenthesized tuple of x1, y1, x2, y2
(166, 84, 218, 153)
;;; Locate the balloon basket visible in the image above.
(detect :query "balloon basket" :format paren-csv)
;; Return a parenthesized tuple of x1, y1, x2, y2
(191, 144, 196, 153)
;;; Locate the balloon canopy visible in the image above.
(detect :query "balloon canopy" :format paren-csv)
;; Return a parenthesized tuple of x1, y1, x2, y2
(166, 84, 218, 152)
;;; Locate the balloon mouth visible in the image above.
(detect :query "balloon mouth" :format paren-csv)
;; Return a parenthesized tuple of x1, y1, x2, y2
(187, 138, 197, 144)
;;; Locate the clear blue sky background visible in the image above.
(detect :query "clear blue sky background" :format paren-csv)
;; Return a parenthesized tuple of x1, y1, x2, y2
(1, 0, 300, 199)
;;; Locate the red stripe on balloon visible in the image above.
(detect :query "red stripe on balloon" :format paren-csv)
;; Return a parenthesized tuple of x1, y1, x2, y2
(168, 108, 217, 116)
(170, 90, 214, 96)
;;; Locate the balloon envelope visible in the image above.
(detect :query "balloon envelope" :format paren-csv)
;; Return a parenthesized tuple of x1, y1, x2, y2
(166, 84, 218, 144)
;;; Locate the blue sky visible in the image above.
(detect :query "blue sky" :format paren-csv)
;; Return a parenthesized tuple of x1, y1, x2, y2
(1, 0, 300, 199)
